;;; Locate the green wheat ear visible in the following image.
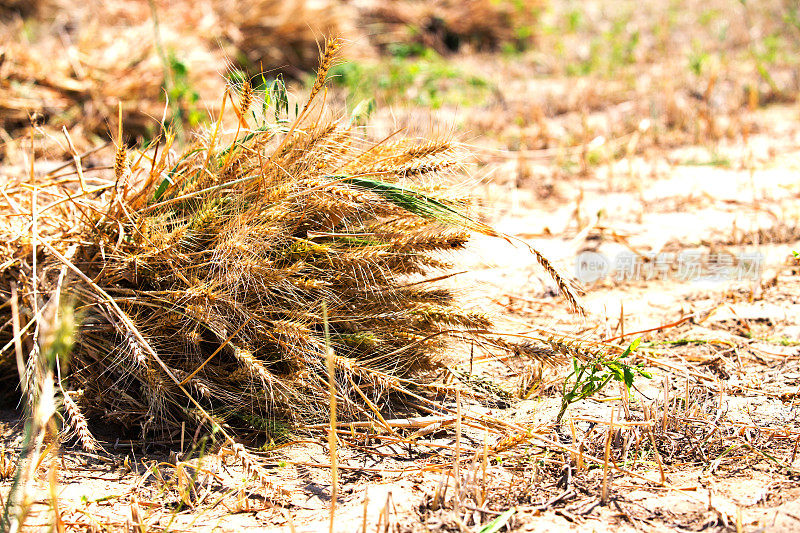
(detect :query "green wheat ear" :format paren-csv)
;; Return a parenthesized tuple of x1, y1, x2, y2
(341, 176, 495, 235)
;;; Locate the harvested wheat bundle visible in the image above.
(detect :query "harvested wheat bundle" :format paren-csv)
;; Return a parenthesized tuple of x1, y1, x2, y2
(364, 0, 544, 55)
(0, 40, 578, 447)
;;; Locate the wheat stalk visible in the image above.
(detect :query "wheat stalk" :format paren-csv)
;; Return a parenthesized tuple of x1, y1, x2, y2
(61, 391, 98, 452)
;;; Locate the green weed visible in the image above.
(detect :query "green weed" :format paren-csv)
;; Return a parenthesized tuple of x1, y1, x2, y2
(566, 8, 583, 33)
(689, 48, 710, 76)
(556, 339, 650, 424)
(680, 152, 732, 168)
(564, 12, 639, 77)
(328, 54, 492, 110)
(165, 52, 204, 129)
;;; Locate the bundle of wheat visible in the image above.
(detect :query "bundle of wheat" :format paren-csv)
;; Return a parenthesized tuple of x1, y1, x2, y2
(0, 40, 576, 446)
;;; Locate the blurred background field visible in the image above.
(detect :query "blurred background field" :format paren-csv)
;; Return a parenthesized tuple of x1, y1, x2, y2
(3, 0, 799, 158)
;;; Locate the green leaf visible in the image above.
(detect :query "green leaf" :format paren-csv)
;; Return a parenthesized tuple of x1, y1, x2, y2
(260, 73, 270, 117)
(152, 148, 205, 202)
(623, 367, 634, 389)
(349, 98, 376, 126)
(342, 176, 481, 230)
(153, 176, 173, 202)
(271, 75, 288, 121)
(621, 337, 641, 357)
(478, 508, 515, 533)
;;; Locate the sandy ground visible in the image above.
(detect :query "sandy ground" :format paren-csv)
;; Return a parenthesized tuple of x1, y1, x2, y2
(5, 99, 800, 532)
(4, 0, 800, 531)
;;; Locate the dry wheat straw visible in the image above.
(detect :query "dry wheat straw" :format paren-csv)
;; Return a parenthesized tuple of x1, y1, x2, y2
(240, 79, 253, 116)
(0, 37, 581, 454)
(61, 391, 98, 452)
(302, 37, 342, 116)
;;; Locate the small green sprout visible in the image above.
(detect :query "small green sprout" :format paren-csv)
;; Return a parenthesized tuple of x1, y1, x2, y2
(556, 338, 651, 424)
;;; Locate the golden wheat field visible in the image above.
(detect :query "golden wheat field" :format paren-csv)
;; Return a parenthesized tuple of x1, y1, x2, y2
(2, 0, 800, 531)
